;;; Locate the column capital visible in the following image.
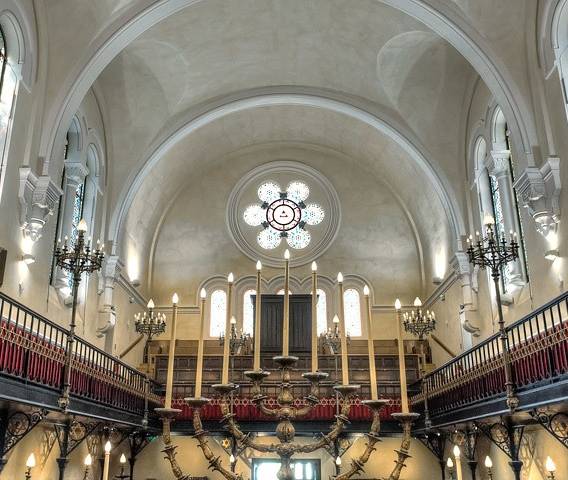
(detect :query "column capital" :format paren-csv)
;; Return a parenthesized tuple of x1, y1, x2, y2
(64, 161, 89, 187)
(18, 167, 63, 241)
(451, 251, 471, 276)
(487, 148, 511, 177)
(514, 157, 561, 237)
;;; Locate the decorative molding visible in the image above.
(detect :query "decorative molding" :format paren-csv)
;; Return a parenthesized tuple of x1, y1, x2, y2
(18, 167, 63, 241)
(514, 157, 561, 237)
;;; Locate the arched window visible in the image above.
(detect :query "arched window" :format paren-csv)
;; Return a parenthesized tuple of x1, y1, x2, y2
(210, 289, 227, 337)
(0, 27, 18, 200)
(316, 289, 327, 335)
(343, 289, 362, 336)
(243, 289, 256, 335)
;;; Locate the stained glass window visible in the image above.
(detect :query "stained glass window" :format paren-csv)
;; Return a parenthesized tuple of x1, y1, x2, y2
(0, 27, 17, 194)
(344, 289, 362, 337)
(67, 182, 85, 288)
(316, 289, 327, 335)
(210, 289, 227, 337)
(243, 179, 324, 250)
(243, 289, 256, 335)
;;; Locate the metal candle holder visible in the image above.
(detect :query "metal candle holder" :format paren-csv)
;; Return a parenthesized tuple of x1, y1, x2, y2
(134, 302, 166, 364)
(54, 221, 104, 411)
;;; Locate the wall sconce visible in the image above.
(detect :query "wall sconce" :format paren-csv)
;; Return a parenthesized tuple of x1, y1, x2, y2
(544, 250, 559, 262)
(25, 453, 36, 479)
(22, 254, 36, 265)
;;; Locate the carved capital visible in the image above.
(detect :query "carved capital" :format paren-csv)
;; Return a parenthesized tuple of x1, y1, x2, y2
(18, 167, 63, 241)
(64, 161, 89, 187)
(514, 157, 561, 237)
(451, 251, 471, 277)
(487, 148, 511, 177)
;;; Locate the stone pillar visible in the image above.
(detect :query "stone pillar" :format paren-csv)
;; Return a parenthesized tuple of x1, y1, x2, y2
(451, 251, 480, 343)
(487, 148, 524, 287)
(97, 255, 121, 353)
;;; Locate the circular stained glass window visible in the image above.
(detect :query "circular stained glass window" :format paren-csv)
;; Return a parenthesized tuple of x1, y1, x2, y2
(266, 198, 302, 232)
(258, 228, 282, 249)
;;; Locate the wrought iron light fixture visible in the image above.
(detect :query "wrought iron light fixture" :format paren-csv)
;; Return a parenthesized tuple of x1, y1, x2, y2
(402, 297, 436, 340)
(466, 214, 520, 411)
(54, 219, 104, 411)
(134, 299, 167, 363)
(219, 316, 250, 356)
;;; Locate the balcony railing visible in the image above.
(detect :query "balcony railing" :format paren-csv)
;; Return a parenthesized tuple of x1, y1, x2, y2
(412, 291, 568, 419)
(0, 291, 161, 417)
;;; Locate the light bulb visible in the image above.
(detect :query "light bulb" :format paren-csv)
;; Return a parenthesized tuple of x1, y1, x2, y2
(483, 212, 495, 226)
(413, 297, 422, 307)
(230, 454, 236, 464)
(147, 299, 155, 309)
(228, 273, 234, 283)
(26, 453, 36, 468)
(335, 456, 342, 466)
(172, 293, 179, 304)
(104, 441, 112, 453)
(453, 445, 460, 457)
(337, 272, 343, 283)
(332, 314, 340, 324)
(447, 457, 454, 468)
(484, 456, 492, 468)
(394, 299, 402, 310)
(84, 453, 93, 466)
(311, 261, 317, 272)
(77, 219, 88, 232)
(284, 249, 290, 260)
(545, 456, 556, 473)
(363, 285, 370, 296)
(230, 316, 237, 325)
(256, 260, 262, 271)
(200, 288, 207, 299)
(120, 453, 127, 464)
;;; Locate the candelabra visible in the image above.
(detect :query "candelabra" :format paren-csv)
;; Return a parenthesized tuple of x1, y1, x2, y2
(466, 216, 519, 411)
(402, 298, 436, 340)
(54, 219, 104, 411)
(219, 317, 250, 356)
(134, 299, 166, 364)
(320, 315, 350, 355)
(446, 457, 455, 480)
(83, 454, 92, 480)
(545, 456, 556, 479)
(114, 454, 129, 479)
(155, 351, 412, 480)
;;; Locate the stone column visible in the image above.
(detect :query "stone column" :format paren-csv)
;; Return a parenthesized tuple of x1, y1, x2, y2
(487, 148, 524, 287)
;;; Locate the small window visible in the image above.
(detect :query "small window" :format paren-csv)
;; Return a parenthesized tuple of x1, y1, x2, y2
(344, 288, 362, 336)
(243, 289, 256, 335)
(210, 289, 227, 337)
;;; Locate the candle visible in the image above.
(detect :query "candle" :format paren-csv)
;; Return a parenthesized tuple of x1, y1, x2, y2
(221, 273, 234, 384)
(337, 273, 349, 385)
(364, 285, 378, 399)
(102, 441, 111, 480)
(283, 250, 290, 356)
(195, 289, 207, 398)
(453, 445, 463, 480)
(311, 262, 318, 372)
(395, 299, 409, 413)
(164, 293, 179, 409)
(254, 261, 262, 371)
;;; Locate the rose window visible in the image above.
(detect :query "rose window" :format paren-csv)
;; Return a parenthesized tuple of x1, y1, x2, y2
(243, 181, 325, 250)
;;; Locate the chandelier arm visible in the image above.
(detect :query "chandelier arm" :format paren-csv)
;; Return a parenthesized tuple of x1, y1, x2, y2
(254, 400, 280, 418)
(291, 404, 317, 419)
(192, 407, 244, 480)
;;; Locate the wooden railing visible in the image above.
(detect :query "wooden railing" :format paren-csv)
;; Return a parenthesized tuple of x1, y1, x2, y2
(412, 291, 568, 417)
(0, 291, 161, 416)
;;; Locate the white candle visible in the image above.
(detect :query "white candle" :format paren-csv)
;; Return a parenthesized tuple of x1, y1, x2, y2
(195, 289, 207, 398)
(337, 273, 349, 386)
(102, 441, 111, 480)
(395, 299, 409, 413)
(364, 286, 378, 399)
(164, 293, 179, 409)
(254, 261, 262, 371)
(221, 273, 234, 384)
(453, 445, 463, 480)
(311, 262, 318, 372)
(283, 250, 290, 356)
